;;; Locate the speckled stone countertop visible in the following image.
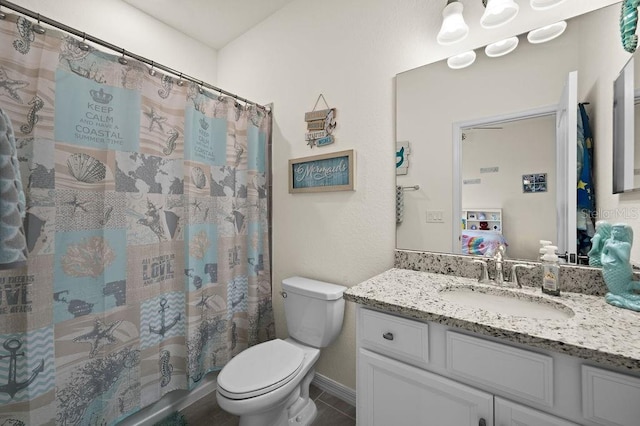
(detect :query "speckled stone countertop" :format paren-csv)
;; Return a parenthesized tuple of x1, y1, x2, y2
(344, 268, 640, 372)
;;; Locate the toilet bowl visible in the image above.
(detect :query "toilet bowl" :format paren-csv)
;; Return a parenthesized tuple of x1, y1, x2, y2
(217, 338, 320, 425)
(216, 277, 346, 426)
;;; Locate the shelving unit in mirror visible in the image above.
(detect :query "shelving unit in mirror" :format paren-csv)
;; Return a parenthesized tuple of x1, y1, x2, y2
(461, 208, 502, 233)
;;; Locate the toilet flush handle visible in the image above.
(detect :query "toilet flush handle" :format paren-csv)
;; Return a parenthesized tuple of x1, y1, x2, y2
(383, 332, 394, 341)
(280, 291, 287, 298)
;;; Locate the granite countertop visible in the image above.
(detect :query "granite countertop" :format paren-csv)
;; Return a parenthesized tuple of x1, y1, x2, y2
(344, 268, 640, 372)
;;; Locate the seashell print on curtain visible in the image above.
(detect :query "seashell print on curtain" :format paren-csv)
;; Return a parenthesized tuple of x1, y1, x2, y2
(0, 13, 274, 426)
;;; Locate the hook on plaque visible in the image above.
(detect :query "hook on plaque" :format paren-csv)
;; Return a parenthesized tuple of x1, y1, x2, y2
(311, 94, 330, 112)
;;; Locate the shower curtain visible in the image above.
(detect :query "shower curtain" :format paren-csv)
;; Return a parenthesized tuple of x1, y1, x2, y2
(0, 13, 273, 426)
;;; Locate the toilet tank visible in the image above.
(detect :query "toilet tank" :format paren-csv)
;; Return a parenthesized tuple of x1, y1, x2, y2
(282, 276, 346, 348)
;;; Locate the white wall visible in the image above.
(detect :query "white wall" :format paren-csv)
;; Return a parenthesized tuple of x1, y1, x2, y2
(10, 0, 218, 83)
(216, 0, 619, 390)
(462, 116, 557, 260)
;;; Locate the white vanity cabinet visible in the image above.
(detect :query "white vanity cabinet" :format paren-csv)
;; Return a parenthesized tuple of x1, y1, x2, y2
(359, 348, 493, 426)
(355, 306, 640, 426)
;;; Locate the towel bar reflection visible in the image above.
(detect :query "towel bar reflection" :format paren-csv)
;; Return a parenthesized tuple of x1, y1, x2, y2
(402, 185, 420, 191)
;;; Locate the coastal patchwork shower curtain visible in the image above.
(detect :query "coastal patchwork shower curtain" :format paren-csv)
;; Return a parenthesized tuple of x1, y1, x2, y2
(0, 13, 273, 426)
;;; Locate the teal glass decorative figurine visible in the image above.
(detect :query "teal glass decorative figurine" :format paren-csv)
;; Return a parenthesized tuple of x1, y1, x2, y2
(621, 0, 640, 53)
(601, 223, 640, 311)
(588, 220, 612, 267)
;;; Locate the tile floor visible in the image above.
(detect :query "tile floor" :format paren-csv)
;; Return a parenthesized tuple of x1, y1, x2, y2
(180, 384, 356, 425)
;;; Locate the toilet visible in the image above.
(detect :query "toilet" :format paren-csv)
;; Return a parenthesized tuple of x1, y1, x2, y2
(216, 276, 347, 426)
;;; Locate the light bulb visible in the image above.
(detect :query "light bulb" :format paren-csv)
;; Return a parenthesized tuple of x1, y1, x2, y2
(481, 0, 519, 29)
(437, 1, 469, 45)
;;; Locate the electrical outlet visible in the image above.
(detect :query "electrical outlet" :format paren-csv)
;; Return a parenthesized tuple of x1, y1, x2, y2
(426, 210, 444, 223)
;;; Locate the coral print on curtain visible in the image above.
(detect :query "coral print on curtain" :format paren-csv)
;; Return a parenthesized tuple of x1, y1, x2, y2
(0, 13, 274, 426)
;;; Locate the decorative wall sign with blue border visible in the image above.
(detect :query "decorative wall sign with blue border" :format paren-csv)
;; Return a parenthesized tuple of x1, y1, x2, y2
(289, 149, 355, 193)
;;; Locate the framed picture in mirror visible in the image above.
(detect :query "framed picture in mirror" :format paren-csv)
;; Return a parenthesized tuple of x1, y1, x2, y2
(522, 173, 547, 193)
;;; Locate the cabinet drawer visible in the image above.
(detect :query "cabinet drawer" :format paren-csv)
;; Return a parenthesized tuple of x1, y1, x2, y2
(446, 331, 553, 407)
(582, 365, 640, 426)
(495, 397, 580, 426)
(359, 308, 429, 367)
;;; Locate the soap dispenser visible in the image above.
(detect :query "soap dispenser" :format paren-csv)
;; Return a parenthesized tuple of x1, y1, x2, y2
(539, 240, 552, 261)
(541, 245, 560, 296)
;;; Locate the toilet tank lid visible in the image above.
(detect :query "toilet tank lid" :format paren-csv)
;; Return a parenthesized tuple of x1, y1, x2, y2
(282, 276, 346, 300)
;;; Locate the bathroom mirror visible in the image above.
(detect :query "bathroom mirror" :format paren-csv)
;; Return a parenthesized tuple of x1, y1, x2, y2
(396, 4, 628, 262)
(613, 57, 634, 193)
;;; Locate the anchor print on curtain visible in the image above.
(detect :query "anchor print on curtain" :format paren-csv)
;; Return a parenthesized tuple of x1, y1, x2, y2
(0, 13, 274, 426)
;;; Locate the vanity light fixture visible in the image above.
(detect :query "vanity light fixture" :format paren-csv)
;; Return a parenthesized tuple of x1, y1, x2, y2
(530, 0, 567, 11)
(527, 21, 567, 44)
(485, 36, 519, 57)
(447, 50, 476, 69)
(437, 0, 469, 45)
(480, 0, 519, 29)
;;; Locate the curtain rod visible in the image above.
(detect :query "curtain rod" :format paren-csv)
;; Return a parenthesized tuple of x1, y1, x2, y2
(0, 0, 269, 111)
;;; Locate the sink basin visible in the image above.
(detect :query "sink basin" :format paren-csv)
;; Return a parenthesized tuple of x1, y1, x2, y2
(438, 286, 574, 320)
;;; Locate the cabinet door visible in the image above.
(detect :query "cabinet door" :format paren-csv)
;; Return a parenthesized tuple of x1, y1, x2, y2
(358, 348, 492, 426)
(495, 397, 580, 426)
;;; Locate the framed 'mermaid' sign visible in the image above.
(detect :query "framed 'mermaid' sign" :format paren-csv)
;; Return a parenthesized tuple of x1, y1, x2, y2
(289, 149, 355, 193)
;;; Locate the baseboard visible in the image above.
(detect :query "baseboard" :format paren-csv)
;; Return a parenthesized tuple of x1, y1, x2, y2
(312, 373, 357, 407)
(121, 372, 218, 426)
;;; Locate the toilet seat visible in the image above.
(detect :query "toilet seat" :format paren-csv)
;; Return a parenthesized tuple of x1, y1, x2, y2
(217, 339, 305, 400)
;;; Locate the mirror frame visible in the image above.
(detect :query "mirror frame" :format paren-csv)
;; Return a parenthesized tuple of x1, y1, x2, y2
(613, 56, 635, 193)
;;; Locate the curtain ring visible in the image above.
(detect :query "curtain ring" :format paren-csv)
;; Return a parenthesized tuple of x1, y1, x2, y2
(176, 73, 184, 86)
(79, 32, 90, 51)
(33, 13, 46, 34)
(198, 80, 204, 94)
(0, 5, 6, 20)
(118, 48, 128, 65)
(149, 61, 157, 76)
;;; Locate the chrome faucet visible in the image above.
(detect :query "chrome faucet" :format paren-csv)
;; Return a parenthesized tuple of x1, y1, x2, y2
(472, 259, 491, 284)
(508, 263, 536, 288)
(473, 248, 536, 289)
(493, 244, 506, 285)
(472, 245, 508, 286)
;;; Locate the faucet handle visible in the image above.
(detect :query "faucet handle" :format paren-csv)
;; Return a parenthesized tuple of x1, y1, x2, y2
(510, 264, 535, 288)
(472, 259, 491, 284)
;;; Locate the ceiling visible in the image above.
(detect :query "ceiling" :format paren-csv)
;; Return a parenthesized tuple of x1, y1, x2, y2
(123, 0, 619, 54)
(122, 0, 297, 50)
